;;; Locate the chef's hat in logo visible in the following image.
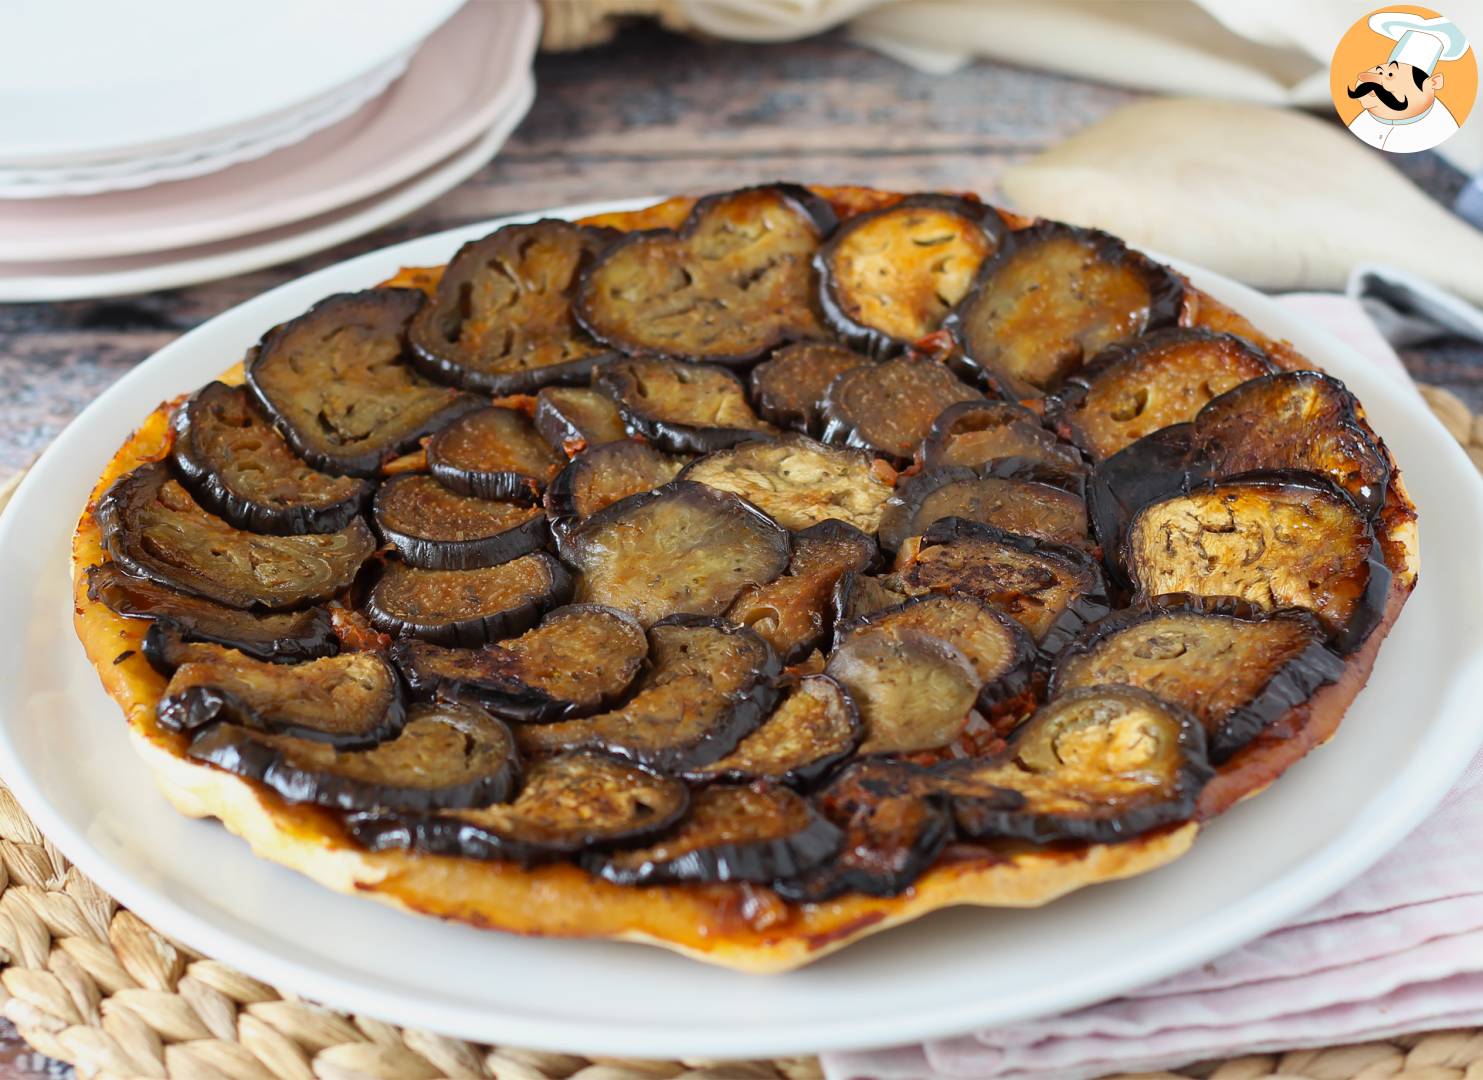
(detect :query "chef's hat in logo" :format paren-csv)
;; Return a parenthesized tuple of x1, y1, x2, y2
(1330, 6, 1476, 153)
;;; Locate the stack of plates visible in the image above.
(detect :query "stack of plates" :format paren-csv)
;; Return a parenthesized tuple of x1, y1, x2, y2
(0, 0, 538, 301)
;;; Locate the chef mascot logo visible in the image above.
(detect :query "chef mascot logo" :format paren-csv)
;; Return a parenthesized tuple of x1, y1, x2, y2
(1331, 7, 1475, 153)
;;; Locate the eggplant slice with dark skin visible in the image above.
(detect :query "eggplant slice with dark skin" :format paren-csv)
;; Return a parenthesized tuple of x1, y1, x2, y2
(533, 385, 630, 456)
(170, 381, 373, 535)
(1050, 596, 1345, 763)
(544, 439, 689, 524)
(246, 288, 481, 477)
(350, 751, 689, 864)
(830, 571, 911, 630)
(816, 194, 1007, 358)
(373, 475, 548, 571)
(750, 342, 872, 434)
(586, 784, 843, 886)
(945, 222, 1185, 399)
(187, 699, 519, 812)
(515, 616, 780, 772)
(364, 552, 573, 647)
(921, 399, 1086, 481)
(560, 480, 790, 627)
(408, 220, 620, 395)
(575, 184, 837, 365)
(1086, 423, 1201, 589)
(820, 353, 983, 468)
(390, 604, 648, 723)
(878, 465, 1090, 553)
(156, 643, 404, 749)
(86, 563, 339, 664)
(679, 435, 894, 533)
(1046, 329, 1275, 462)
(426, 406, 563, 502)
(825, 625, 980, 755)
(686, 674, 862, 787)
(594, 358, 774, 454)
(97, 462, 375, 611)
(1124, 471, 1391, 653)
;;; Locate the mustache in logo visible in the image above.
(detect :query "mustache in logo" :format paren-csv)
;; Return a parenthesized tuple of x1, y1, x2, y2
(1348, 79, 1410, 110)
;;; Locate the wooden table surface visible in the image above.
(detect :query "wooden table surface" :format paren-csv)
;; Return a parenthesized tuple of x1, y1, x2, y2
(0, 23, 1478, 1078)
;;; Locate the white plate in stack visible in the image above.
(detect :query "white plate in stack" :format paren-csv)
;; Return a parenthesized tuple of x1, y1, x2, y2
(0, 0, 539, 301)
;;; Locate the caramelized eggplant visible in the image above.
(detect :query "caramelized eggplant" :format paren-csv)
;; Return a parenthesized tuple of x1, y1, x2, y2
(830, 571, 911, 629)
(373, 475, 547, 570)
(935, 686, 1210, 844)
(561, 481, 790, 626)
(1125, 473, 1389, 652)
(1051, 597, 1345, 762)
(750, 342, 872, 433)
(687, 675, 862, 787)
(170, 381, 372, 534)
(390, 604, 647, 723)
(877, 466, 1090, 553)
(533, 385, 629, 455)
(407, 220, 618, 394)
(680, 435, 893, 533)
(350, 751, 689, 863)
(86, 563, 338, 664)
(921, 399, 1085, 481)
(575, 184, 836, 364)
(588, 784, 842, 886)
(816, 194, 1006, 357)
(1047, 329, 1275, 461)
(544, 439, 688, 524)
(187, 700, 517, 811)
(157, 644, 403, 749)
(820, 353, 983, 467)
(1086, 424, 1199, 588)
(825, 626, 979, 754)
(364, 553, 572, 647)
(725, 519, 877, 662)
(1191, 371, 1390, 516)
(516, 616, 779, 771)
(97, 463, 375, 611)
(594, 358, 772, 454)
(945, 222, 1184, 398)
(246, 288, 480, 476)
(426, 406, 563, 502)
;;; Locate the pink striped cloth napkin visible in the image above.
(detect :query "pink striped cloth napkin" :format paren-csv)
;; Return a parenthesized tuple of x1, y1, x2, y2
(823, 295, 1482, 1080)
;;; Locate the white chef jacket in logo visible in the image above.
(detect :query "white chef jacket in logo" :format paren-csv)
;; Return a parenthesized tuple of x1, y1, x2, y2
(1348, 99, 1460, 153)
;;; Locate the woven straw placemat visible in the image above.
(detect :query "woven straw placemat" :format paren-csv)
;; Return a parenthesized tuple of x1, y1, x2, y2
(0, 384, 1478, 1080)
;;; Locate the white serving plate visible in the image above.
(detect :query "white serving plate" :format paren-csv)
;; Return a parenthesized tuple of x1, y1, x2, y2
(1, 200, 1480, 1059)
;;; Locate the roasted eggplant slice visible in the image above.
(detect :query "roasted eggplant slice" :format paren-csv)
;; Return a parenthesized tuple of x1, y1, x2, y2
(1125, 473, 1390, 652)
(594, 358, 772, 454)
(820, 353, 983, 468)
(561, 481, 790, 626)
(687, 675, 862, 787)
(97, 463, 375, 611)
(921, 399, 1085, 479)
(157, 645, 403, 749)
(587, 784, 842, 886)
(825, 626, 979, 755)
(830, 571, 911, 629)
(1047, 329, 1275, 461)
(877, 466, 1090, 553)
(945, 222, 1184, 398)
(1086, 424, 1199, 588)
(364, 553, 573, 647)
(726, 519, 877, 663)
(935, 686, 1210, 844)
(750, 342, 872, 434)
(516, 616, 779, 772)
(574, 184, 836, 365)
(816, 194, 1006, 357)
(170, 381, 372, 535)
(544, 439, 688, 524)
(1190, 371, 1391, 516)
(390, 604, 647, 723)
(373, 475, 547, 571)
(350, 751, 689, 863)
(187, 700, 518, 811)
(1050, 598, 1345, 762)
(680, 435, 893, 533)
(246, 288, 480, 476)
(426, 406, 563, 502)
(86, 563, 338, 664)
(407, 220, 618, 394)
(533, 386, 629, 455)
